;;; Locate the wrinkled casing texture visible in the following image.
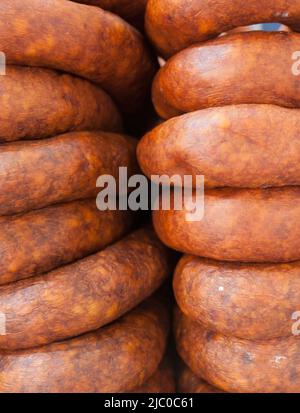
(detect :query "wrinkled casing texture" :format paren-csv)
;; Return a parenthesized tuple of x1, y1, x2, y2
(0, 199, 133, 285)
(0, 130, 137, 216)
(174, 255, 300, 340)
(178, 363, 224, 393)
(153, 187, 300, 262)
(0, 227, 171, 350)
(152, 32, 300, 119)
(0, 0, 157, 115)
(138, 104, 300, 188)
(0, 296, 169, 393)
(146, 0, 300, 56)
(0, 66, 123, 142)
(129, 356, 175, 393)
(175, 308, 300, 393)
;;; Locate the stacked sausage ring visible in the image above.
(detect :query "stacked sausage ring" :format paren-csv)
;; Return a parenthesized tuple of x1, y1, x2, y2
(0, 0, 174, 393)
(138, 0, 300, 393)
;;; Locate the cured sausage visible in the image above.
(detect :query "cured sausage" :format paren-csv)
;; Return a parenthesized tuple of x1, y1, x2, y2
(0, 0, 157, 115)
(75, 0, 147, 29)
(129, 356, 175, 393)
(0, 130, 137, 216)
(178, 363, 224, 393)
(138, 104, 300, 189)
(0, 200, 133, 286)
(0, 66, 122, 142)
(0, 227, 171, 350)
(174, 255, 300, 340)
(153, 187, 300, 262)
(146, 0, 300, 57)
(0, 296, 169, 393)
(175, 308, 300, 393)
(152, 32, 300, 119)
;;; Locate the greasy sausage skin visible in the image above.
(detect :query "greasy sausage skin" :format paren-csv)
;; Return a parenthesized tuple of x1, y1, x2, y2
(0, 200, 133, 286)
(129, 356, 175, 393)
(174, 255, 300, 340)
(175, 308, 300, 393)
(152, 32, 300, 119)
(153, 187, 300, 262)
(75, 0, 147, 28)
(0, 296, 169, 393)
(178, 363, 224, 393)
(0, 66, 122, 142)
(0, 0, 157, 115)
(0, 131, 137, 216)
(146, 0, 300, 56)
(138, 104, 300, 188)
(0, 228, 171, 350)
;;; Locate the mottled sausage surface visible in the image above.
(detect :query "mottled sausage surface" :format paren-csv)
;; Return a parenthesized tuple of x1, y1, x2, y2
(146, 0, 300, 56)
(174, 255, 300, 340)
(0, 130, 137, 216)
(129, 355, 175, 393)
(0, 227, 171, 350)
(178, 363, 224, 393)
(0, 296, 169, 393)
(0, 200, 133, 286)
(75, 0, 147, 28)
(175, 308, 300, 393)
(0, 66, 122, 142)
(153, 187, 300, 262)
(0, 0, 157, 115)
(152, 32, 300, 119)
(138, 104, 300, 188)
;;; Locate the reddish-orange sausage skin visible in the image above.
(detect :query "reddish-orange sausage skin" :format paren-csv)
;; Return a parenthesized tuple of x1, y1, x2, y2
(0, 200, 133, 286)
(0, 66, 123, 142)
(152, 32, 300, 119)
(146, 0, 300, 57)
(0, 228, 171, 350)
(174, 255, 300, 340)
(138, 105, 300, 189)
(0, 296, 169, 393)
(0, 131, 137, 216)
(153, 187, 300, 263)
(0, 0, 157, 115)
(175, 308, 300, 393)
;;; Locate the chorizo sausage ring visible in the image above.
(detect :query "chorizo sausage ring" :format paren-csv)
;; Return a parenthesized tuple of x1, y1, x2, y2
(0, 66, 123, 143)
(138, 104, 300, 189)
(0, 227, 171, 350)
(175, 308, 300, 393)
(174, 255, 300, 340)
(146, 0, 300, 57)
(153, 187, 300, 263)
(74, 0, 147, 29)
(0, 0, 157, 115)
(0, 130, 137, 216)
(0, 199, 133, 286)
(152, 32, 300, 119)
(178, 363, 224, 393)
(0, 296, 169, 393)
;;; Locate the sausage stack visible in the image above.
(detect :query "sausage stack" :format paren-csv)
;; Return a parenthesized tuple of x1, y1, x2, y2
(0, 0, 175, 393)
(138, 0, 300, 393)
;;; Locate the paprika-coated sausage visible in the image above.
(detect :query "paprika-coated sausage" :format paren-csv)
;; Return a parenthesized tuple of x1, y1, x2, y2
(146, 0, 300, 56)
(0, 227, 171, 350)
(0, 130, 137, 216)
(152, 32, 300, 119)
(0, 66, 122, 142)
(174, 255, 300, 340)
(138, 104, 300, 188)
(0, 296, 169, 393)
(153, 187, 300, 262)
